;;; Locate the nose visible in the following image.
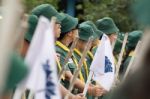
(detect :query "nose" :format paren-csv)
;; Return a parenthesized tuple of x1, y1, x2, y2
(113, 35, 117, 39)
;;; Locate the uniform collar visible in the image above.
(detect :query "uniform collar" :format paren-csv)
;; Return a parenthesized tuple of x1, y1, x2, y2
(56, 41, 69, 52)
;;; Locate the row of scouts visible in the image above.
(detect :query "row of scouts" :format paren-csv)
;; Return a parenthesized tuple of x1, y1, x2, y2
(1, 3, 143, 99)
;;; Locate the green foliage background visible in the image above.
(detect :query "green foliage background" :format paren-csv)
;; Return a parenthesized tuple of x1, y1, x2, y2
(23, 0, 138, 32)
(23, 0, 58, 13)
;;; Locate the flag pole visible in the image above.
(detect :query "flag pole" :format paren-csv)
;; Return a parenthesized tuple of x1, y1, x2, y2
(114, 33, 128, 84)
(111, 38, 117, 51)
(64, 36, 93, 99)
(58, 36, 79, 82)
(123, 41, 141, 81)
(82, 71, 94, 97)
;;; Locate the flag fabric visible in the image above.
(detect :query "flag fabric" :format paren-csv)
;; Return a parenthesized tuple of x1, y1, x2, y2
(90, 34, 115, 91)
(13, 16, 61, 99)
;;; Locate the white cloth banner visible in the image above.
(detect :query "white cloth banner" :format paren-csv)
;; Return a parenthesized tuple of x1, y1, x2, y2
(90, 34, 115, 91)
(13, 16, 61, 99)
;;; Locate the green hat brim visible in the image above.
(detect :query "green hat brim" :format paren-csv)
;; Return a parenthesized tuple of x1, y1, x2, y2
(104, 28, 119, 35)
(61, 17, 78, 33)
(55, 13, 65, 23)
(25, 15, 38, 43)
(96, 17, 119, 35)
(79, 36, 90, 41)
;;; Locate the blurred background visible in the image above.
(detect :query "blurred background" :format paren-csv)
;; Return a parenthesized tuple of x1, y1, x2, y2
(22, 0, 140, 32)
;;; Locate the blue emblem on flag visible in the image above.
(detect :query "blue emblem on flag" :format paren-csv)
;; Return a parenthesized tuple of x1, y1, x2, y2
(105, 56, 113, 73)
(43, 60, 55, 99)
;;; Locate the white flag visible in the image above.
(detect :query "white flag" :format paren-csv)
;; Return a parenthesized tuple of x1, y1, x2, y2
(13, 16, 61, 99)
(90, 34, 115, 91)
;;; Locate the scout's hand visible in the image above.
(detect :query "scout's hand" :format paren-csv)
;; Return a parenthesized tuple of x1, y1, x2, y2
(56, 53, 61, 61)
(93, 86, 104, 96)
(88, 85, 104, 96)
(95, 82, 108, 95)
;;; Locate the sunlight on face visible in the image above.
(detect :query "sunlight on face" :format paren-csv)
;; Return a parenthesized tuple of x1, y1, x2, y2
(108, 33, 117, 44)
(54, 23, 61, 38)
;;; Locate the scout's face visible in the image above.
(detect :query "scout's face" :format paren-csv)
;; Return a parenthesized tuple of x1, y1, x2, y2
(21, 40, 29, 58)
(77, 39, 89, 52)
(108, 33, 117, 44)
(71, 29, 78, 40)
(66, 29, 78, 42)
(54, 23, 61, 38)
(92, 39, 99, 48)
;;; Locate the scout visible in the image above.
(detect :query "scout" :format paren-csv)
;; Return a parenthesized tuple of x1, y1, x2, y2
(80, 21, 103, 68)
(96, 17, 119, 46)
(120, 30, 143, 78)
(96, 17, 119, 65)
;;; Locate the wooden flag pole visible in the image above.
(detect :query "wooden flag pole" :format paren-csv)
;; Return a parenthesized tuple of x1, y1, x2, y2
(58, 36, 79, 82)
(115, 33, 128, 83)
(82, 71, 94, 97)
(64, 37, 93, 99)
(123, 41, 141, 81)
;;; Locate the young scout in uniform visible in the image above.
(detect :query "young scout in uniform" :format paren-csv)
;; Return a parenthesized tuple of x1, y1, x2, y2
(56, 13, 78, 75)
(92, 17, 119, 56)
(80, 21, 106, 99)
(56, 13, 85, 89)
(120, 30, 143, 78)
(95, 17, 119, 99)
(96, 17, 119, 65)
(113, 32, 125, 62)
(96, 17, 119, 45)
(80, 21, 103, 68)
(73, 24, 93, 82)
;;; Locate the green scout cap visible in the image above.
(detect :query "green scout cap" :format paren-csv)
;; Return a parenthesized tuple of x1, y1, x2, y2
(127, 30, 143, 49)
(4, 52, 28, 92)
(25, 15, 38, 43)
(61, 13, 78, 33)
(31, 4, 64, 23)
(81, 21, 103, 39)
(114, 32, 125, 54)
(78, 24, 93, 41)
(96, 17, 119, 35)
(132, 0, 150, 26)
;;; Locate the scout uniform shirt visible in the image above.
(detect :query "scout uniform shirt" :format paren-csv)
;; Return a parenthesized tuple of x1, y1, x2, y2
(73, 48, 90, 82)
(121, 50, 134, 78)
(55, 41, 84, 88)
